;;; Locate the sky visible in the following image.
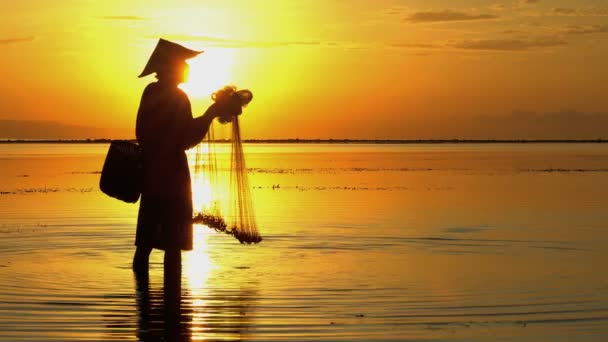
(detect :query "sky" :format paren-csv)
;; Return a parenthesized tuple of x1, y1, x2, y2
(1, 0, 607, 139)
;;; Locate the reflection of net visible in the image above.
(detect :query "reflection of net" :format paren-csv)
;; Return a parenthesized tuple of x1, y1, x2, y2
(193, 87, 262, 244)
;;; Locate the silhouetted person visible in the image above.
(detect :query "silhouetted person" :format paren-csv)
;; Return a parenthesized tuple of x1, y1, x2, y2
(132, 39, 240, 273)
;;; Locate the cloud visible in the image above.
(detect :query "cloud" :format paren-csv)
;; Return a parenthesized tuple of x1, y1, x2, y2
(386, 36, 567, 52)
(562, 25, 608, 35)
(490, 0, 540, 12)
(0, 36, 34, 45)
(551, 8, 608, 16)
(406, 10, 499, 23)
(97, 15, 146, 20)
(451, 38, 565, 51)
(386, 42, 438, 49)
(552, 8, 577, 15)
(385, 37, 566, 53)
(157, 34, 326, 48)
(489, 4, 507, 11)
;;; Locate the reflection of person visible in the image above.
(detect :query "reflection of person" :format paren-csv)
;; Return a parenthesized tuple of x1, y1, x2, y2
(134, 259, 191, 341)
(133, 265, 258, 341)
(132, 39, 239, 272)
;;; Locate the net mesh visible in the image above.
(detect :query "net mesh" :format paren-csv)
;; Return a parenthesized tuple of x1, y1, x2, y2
(192, 87, 262, 244)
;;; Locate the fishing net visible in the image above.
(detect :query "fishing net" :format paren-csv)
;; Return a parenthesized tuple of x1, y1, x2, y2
(192, 86, 262, 244)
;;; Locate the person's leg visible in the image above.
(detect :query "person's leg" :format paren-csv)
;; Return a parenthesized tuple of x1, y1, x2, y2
(163, 249, 182, 298)
(133, 246, 152, 272)
(163, 249, 182, 277)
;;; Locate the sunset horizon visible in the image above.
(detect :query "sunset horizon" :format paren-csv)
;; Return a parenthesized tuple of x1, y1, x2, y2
(2, 0, 608, 140)
(2, 109, 608, 140)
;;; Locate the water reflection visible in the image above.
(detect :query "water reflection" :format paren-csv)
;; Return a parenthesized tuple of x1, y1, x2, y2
(184, 226, 215, 289)
(133, 227, 257, 341)
(134, 266, 191, 341)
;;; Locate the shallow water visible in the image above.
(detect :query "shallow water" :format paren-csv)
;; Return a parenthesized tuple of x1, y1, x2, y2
(1, 143, 608, 341)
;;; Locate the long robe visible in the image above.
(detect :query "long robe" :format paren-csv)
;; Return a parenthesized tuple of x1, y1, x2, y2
(135, 81, 207, 251)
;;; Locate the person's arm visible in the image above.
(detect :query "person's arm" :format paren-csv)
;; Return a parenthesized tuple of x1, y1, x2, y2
(178, 90, 244, 150)
(179, 93, 222, 150)
(183, 105, 218, 149)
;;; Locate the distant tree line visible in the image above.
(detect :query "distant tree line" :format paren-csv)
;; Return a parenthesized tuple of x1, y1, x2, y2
(0, 138, 606, 144)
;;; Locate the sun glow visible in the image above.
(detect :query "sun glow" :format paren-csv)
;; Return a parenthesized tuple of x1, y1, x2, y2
(181, 48, 235, 98)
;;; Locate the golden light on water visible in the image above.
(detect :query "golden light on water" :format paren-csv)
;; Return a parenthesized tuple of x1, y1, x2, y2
(181, 48, 235, 98)
(187, 147, 216, 290)
(184, 225, 215, 290)
(185, 149, 223, 289)
(191, 174, 213, 213)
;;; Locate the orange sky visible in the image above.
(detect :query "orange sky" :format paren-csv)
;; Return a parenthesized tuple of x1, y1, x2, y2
(1, 0, 607, 139)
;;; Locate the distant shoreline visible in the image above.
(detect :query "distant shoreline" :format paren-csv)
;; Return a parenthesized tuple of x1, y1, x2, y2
(0, 139, 606, 144)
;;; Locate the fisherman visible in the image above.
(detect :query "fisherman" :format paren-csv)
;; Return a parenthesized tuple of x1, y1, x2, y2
(133, 38, 241, 272)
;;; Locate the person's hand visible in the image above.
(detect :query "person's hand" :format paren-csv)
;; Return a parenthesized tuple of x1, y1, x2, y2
(212, 95, 242, 120)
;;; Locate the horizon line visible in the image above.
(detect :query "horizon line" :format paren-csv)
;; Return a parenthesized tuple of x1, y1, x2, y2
(0, 138, 607, 144)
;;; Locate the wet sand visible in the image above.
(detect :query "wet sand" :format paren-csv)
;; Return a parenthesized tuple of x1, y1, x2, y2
(1, 143, 608, 341)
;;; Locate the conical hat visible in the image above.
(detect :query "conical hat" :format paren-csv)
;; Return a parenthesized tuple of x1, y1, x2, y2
(138, 38, 202, 78)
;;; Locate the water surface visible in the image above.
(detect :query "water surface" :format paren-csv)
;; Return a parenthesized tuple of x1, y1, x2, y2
(1, 143, 608, 341)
